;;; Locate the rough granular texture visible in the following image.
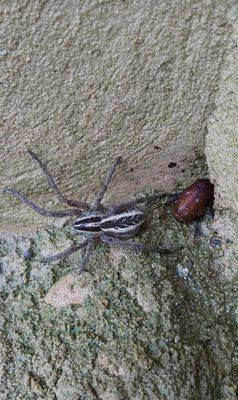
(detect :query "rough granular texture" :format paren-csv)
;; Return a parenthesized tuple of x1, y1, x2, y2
(0, 209, 237, 400)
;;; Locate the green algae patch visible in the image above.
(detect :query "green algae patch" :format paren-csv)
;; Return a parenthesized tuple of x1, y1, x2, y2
(0, 205, 237, 399)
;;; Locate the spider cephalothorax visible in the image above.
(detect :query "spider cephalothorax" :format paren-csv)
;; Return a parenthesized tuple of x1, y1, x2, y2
(4, 150, 183, 274)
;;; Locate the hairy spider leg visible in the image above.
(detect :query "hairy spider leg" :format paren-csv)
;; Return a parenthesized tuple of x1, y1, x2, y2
(75, 240, 95, 275)
(110, 192, 178, 213)
(41, 239, 89, 262)
(101, 235, 183, 254)
(91, 156, 123, 210)
(161, 193, 179, 206)
(3, 188, 82, 218)
(28, 149, 90, 210)
(145, 193, 180, 213)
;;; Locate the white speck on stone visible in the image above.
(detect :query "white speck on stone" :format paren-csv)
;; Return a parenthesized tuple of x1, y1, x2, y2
(177, 264, 189, 279)
(200, 222, 211, 235)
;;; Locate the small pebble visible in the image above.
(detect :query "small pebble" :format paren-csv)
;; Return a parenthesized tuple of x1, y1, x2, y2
(210, 236, 222, 248)
(23, 249, 32, 259)
(0, 49, 8, 56)
(177, 264, 189, 279)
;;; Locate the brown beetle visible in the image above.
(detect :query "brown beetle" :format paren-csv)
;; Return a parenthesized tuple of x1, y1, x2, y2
(173, 179, 214, 223)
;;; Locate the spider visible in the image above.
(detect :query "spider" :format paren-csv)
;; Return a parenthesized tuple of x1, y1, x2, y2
(4, 150, 183, 274)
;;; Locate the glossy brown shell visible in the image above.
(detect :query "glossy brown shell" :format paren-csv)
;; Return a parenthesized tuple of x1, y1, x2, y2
(173, 179, 214, 223)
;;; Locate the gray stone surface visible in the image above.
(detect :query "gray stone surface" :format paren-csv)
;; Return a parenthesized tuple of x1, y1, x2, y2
(0, 209, 237, 400)
(0, 1, 238, 399)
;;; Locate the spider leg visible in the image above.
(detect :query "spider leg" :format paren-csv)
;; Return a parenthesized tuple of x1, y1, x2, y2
(41, 239, 89, 262)
(4, 188, 82, 217)
(101, 235, 183, 254)
(110, 192, 178, 213)
(91, 156, 122, 210)
(162, 193, 179, 206)
(28, 149, 90, 210)
(75, 240, 95, 275)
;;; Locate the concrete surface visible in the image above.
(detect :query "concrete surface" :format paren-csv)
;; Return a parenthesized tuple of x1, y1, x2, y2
(0, 0, 231, 234)
(0, 1, 237, 399)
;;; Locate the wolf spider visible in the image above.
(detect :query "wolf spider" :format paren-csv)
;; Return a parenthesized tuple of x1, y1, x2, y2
(4, 150, 183, 274)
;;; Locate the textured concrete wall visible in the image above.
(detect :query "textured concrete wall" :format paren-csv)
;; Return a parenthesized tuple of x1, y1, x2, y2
(0, 0, 230, 234)
(206, 5, 238, 216)
(0, 1, 238, 400)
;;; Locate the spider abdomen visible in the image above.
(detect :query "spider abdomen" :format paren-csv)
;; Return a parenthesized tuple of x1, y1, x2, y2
(73, 212, 104, 236)
(74, 209, 146, 238)
(101, 209, 145, 238)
